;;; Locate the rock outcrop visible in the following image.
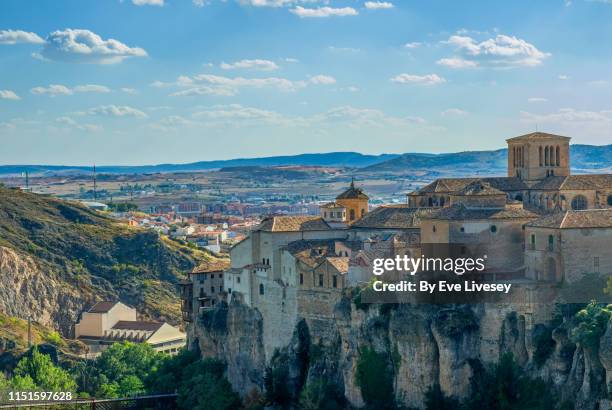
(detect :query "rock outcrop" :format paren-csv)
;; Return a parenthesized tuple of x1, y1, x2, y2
(193, 294, 611, 409)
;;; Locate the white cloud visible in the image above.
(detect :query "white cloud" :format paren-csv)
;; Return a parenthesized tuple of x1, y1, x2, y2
(220, 59, 279, 71)
(521, 108, 612, 123)
(0, 29, 44, 45)
(193, 0, 209, 6)
(31, 84, 110, 96)
(121, 87, 137, 94)
(78, 105, 148, 118)
(436, 57, 478, 69)
(170, 86, 237, 97)
(310, 75, 336, 85)
(73, 84, 111, 93)
(0, 90, 21, 100)
(55, 116, 102, 132)
(558, 74, 569, 80)
(284, 57, 299, 63)
(364, 1, 394, 9)
(193, 104, 284, 121)
(327, 46, 360, 53)
(443, 33, 550, 68)
(238, 0, 295, 6)
(404, 42, 421, 49)
(390, 73, 446, 85)
(441, 108, 468, 117)
(31, 84, 73, 96)
(39, 29, 147, 64)
(290, 6, 358, 17)
(527, 97, 548, 103)
(158, 71, 319, 97)
(132, 0, 164, 5)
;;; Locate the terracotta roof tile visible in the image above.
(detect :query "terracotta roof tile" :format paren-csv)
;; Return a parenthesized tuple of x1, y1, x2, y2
(351, 205, 437, 229)
(192, 259, 230, 273)
(527, 209, 612, 229)
(88, 301, 120, 313)
(530, 175, 612, 191)
(112, 320, 164, 332)
(506, 132, 571, 142)
(256, 216, 331, 232)
(426, 203, 540, 220)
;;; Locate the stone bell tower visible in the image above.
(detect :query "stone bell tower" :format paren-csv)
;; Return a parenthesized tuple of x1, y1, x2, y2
(506, 132, 571, 184)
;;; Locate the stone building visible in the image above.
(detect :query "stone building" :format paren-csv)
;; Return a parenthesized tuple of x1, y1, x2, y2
(334, 179, 369, 223)
(408, 132, 612, 213)
(420, 181, 540, 276)
(180, 259, 229, 322)
(525, 208, 612, 283)
(75, 301, 186, 356)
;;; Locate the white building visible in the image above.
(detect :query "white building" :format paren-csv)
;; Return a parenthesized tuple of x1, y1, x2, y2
(75, 301, 186, 356)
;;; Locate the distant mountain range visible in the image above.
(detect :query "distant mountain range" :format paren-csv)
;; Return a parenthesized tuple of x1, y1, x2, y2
(1, 144, 610, 176)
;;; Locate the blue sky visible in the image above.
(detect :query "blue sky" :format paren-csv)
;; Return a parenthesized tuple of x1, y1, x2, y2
(1, 0, 612, 165)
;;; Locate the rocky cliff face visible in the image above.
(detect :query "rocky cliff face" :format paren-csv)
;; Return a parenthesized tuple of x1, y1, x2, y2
(193, 295, 611, 409)
(0, 187, 213, 339)
(0, 246, 89, 335)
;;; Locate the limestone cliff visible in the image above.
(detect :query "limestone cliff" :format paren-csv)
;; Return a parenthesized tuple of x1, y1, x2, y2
(193, 296, 611, 409)
(0, 186, 212, 339)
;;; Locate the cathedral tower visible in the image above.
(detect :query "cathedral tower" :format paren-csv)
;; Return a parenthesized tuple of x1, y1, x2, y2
(506, 132, 570, 184)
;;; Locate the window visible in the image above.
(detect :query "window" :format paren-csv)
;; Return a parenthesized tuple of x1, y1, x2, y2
(211, 274, 215, 279)
(228, 288, 232, 294)
(361, 209, 365, 217)
(460, 227, 465, 232)
(199, 279, 204, 284)
(300, 274, 304, 285)
(220, 286, 223, 292)
(548, 235, 554, 251)
(259, 283, 264, 295)
(490, 225, 497, 233)
(203, 274, 208, 280)
(556, 146, 560, 166)
(349, 209, 355, 220)
(219, 274, 223, 279)
(199, 288, 204, 298)
(211, 286, 215, 293)
(539, 146, 543, 166)
(318, 274, 324, 287)
(237, 277, 241, 284)
(332, 275, 337, 288)
(571, 195, 588, 210)
(432, 225, 436, 233)
(324, 211, 328, 218)
(594, 257, 600, 273)
(608, 195, 612, 206)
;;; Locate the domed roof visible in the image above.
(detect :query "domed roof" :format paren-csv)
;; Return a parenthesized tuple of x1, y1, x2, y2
(336, 179, 369, 200)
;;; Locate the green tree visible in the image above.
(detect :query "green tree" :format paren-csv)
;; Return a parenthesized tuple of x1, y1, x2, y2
(570, 301, 612, 348)
(146, 348, 199, 394)
(424, 383, 460, 410)
(464, 353, 554, 410)
(13, 347, 77, 392)
(177, 358, 241, 410)
(297, 378, 346, 410)
(355, 346, 396, 409)
(90, 341, 164, 398)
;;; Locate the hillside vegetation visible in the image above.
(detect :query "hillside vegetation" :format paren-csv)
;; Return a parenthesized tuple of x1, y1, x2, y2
(0, 186, 215, 336)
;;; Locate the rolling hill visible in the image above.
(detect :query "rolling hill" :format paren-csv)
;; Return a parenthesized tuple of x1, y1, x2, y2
(0, 186, 218, 338)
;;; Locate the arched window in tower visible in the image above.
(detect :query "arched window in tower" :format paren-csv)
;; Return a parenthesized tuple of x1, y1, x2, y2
(539, 146, 543, 166)
(571, 195, 588, 210)
(544, 146, 549, 166)
(556, 146, 560, 166)
(349, 209, 355, 220)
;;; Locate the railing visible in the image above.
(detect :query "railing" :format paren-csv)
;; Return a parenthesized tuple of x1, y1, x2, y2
(0, 393, 178, 409)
